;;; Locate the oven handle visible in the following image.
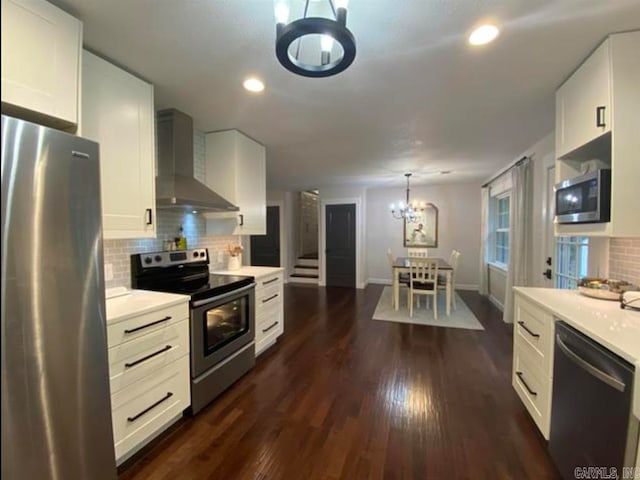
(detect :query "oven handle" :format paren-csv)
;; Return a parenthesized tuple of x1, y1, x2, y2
(191, 282, 256, 308)
(556, 334, 626, 392)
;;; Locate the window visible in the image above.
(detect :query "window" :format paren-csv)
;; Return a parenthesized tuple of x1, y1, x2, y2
(555, 236, 589, 289)
(492, 194, 510, 267)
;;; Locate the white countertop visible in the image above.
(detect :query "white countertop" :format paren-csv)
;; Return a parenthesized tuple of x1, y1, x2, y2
(105, 287, 189, 324)
(211, 266, 284, 278)
(514, 287, 640, 419)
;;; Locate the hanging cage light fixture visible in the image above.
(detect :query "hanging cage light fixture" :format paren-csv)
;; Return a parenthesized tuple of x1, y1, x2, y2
(274, 0, 356, 78)
(390, 173, 426, 223)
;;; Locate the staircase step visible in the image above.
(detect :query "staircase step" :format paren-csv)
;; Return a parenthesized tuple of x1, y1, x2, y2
(295, 264, 318, 270)
(299, 253, 318, 260)
(297, 258, 319, 267)
(288, 274, 319, 285)
(290, 273, 319, 279)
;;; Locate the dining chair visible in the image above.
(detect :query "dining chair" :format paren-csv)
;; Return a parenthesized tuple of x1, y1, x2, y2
(407, 258, 439, 319)
(438, 250, 461, 310)
(407, 248, 429, 258)
(387, 249, 410, 308)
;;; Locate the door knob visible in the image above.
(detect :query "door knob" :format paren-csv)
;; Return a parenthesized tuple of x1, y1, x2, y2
(543, 269, 552, 280)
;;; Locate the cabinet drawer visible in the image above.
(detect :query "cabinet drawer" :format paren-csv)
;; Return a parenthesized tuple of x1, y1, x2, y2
(256, 311, 283, 356)
(109, 319, 189, 394)
(257, 290, 282, 317)
(514, 295, 554, 365)
(107, 302, 188, 348)
(112, 355, 190, 462)
(256, 273, 283, 293)
(256, 286, 282, 314)
(513, 347, 552, 439)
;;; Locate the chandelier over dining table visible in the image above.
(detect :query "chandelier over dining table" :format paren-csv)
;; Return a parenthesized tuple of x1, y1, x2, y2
(390, 173, 426, 223)
(274, 0, 356, 78)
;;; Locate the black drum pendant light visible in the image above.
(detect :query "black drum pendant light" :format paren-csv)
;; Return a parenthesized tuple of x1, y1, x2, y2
(275, 0, 356, 78)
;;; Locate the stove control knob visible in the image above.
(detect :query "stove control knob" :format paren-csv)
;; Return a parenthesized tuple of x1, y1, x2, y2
(154, 255, 162, 262)
(144, 256, 152, 265)
(193, 251, 199, 258)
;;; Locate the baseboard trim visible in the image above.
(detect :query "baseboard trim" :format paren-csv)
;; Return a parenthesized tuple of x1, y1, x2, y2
(488, 294, 504, 311)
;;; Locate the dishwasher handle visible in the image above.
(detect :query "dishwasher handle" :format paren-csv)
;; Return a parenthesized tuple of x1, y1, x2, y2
(556, 334, 626, 392)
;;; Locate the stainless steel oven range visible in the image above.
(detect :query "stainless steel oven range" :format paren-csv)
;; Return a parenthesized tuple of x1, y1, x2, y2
(131, 249, 255, 414)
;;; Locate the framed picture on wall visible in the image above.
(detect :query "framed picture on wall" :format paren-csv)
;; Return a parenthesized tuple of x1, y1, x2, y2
(403, 203, 438, 248)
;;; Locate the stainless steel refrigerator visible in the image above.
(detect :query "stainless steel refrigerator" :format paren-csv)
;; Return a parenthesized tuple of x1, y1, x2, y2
(1, 115, 116, 479)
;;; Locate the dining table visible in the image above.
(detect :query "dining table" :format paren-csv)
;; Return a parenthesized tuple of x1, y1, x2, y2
(391, 257, 454, 316)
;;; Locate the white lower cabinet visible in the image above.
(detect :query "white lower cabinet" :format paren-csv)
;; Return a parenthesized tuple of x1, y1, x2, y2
(107, 300, 190, 464)
(111, 355, 189, 462)
(512, 293, 555, 439)
(254, 271, 284, 356)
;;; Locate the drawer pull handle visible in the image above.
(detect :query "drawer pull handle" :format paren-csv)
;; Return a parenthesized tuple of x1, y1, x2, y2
(517, 321, 540, 338)
(263, 277, 279, 286)
(127, 392, 174, 423)
(262, 294, 279, 304)
(516, 371, 537, 396)
(262, 321, 279, 333)
(125, 345, 172, 368)
(124, 316, 172, 334)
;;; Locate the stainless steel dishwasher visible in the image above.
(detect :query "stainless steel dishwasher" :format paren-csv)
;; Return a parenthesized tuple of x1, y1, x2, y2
(549, 321, 639, 480)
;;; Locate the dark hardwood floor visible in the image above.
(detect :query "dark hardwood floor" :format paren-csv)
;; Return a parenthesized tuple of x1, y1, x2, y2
(120, 285, 561, 480)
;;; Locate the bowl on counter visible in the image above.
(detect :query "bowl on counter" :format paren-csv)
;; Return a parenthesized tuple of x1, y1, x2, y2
(577, 278, 639, 301)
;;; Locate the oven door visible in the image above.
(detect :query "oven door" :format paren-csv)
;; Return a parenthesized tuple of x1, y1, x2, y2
(190, 283, 255, 378)
(555, 170, 610, 224)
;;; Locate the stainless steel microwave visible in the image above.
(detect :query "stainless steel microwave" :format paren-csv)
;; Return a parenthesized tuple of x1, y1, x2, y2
(555, 169, 611, 224)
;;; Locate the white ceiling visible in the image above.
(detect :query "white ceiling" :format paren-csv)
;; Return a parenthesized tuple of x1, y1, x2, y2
(54, 0, 640, 190)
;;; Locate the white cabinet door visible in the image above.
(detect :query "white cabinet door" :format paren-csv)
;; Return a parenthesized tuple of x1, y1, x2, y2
(236, 133, 266, 235)
(204, 130, 266, 235)
(82, 51, 156, 239)
(556, 40, 611, 158)
(1, 0, 82, 129)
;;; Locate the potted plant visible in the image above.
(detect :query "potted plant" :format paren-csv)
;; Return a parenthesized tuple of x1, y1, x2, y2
(226, 244, 244, 271)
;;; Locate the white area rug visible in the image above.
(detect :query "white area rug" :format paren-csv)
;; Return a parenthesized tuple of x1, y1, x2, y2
(372, 287, 484, 331)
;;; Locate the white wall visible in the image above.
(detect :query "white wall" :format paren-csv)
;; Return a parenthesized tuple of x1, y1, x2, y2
(488, 265, 507, 310)
(318, 185, 368, 288)
(366, 183, 481, 289)
(484, 132, 554, 306)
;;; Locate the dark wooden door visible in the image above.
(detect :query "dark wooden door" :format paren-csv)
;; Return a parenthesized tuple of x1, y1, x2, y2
(325, 204, 356, 288)
(250, 206, 280, 267)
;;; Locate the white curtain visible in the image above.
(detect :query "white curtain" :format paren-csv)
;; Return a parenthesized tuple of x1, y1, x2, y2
(478, 187, 490, 296)
(503, 158, 532, 323)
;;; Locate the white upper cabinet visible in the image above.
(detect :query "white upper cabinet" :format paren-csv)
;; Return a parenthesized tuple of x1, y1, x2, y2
(204, 130, 266, 235)
(1, 0, 82, 130)
(556, 40, 611, 159)
(82, 51, 156, 240)
(555, 31, 640, 237)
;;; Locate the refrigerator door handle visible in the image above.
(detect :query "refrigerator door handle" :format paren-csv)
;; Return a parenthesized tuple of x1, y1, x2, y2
(72, 150, 90, 159)
(556, 335, 626, 392)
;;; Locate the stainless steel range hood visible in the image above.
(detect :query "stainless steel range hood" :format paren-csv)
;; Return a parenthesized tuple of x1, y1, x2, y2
(156, 109, 239, 212)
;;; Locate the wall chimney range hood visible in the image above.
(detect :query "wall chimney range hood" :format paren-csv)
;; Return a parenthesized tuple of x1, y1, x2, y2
(155, 109, 239, 212)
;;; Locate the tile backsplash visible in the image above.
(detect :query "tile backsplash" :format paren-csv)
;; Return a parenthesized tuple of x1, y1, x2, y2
(103, 130, 240, 289)
(609, 238, 640, 285)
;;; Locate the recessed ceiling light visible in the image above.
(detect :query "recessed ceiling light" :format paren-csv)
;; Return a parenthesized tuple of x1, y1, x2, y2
(440, 170, 452, 175)
(243, 77, 265, 93)
(468, 24, 500, 46)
